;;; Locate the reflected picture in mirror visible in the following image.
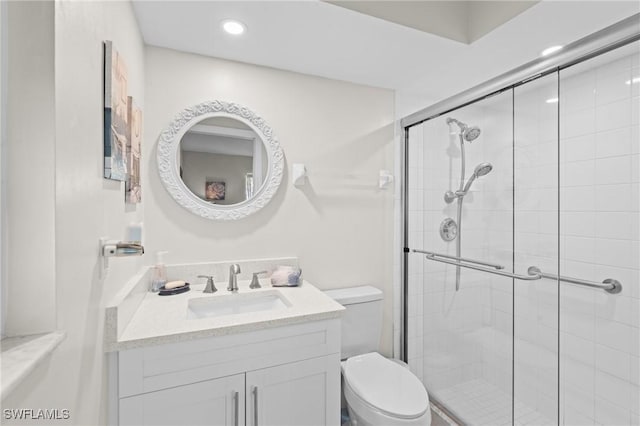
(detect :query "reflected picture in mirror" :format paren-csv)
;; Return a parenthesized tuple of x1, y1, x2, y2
(205, 181, 225, 201)
(178, 116, 268, 205)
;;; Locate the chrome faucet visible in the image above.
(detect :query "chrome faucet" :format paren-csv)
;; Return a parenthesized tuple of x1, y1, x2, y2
(227, 264, 241, 292)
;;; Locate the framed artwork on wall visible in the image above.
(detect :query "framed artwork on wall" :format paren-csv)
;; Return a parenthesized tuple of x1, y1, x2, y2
(126, 96, 142, 203)
(103, 40, 128, 181)
(205, 181, 226, 201)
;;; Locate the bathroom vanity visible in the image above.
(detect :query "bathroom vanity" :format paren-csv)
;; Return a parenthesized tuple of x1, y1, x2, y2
(106, 261, 344, 426)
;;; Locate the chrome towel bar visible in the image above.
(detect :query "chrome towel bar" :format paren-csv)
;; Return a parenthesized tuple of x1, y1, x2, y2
(527, 266, 622, 294)
(422, 253, 541, 281)
(412, 249, 504, 270)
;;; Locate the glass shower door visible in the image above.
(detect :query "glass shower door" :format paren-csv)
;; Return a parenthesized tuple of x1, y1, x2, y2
(405, 90, 516, 425)
(405, 31, 639, 426)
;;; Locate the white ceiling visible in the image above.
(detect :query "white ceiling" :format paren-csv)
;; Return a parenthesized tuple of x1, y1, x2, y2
(326, 1, 539, 43)
(132, 1, 639, 115)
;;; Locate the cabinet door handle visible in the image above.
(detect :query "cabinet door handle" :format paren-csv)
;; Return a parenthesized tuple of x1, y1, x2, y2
(253, 386, 259, 426)
(233, 391, 239, 426)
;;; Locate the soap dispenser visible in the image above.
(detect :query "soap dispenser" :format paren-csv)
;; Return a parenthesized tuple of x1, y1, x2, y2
(150, 251, 168, 292)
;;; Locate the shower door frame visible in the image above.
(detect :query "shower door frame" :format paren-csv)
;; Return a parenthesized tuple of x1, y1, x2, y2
(400, 11, 640, 422)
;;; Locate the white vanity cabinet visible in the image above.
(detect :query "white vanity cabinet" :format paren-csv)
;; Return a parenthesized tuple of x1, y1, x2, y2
(110, 319, 341, 426)
(119, 374, 245, 426)
(247, 356, 336, 426)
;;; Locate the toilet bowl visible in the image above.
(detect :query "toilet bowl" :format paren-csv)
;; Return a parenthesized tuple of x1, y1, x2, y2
(342, 352, 431, 426)
(324, 286, 431, 426)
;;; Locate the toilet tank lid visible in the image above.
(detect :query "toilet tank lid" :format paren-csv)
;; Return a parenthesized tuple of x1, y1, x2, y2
(324, 286, 382, 305)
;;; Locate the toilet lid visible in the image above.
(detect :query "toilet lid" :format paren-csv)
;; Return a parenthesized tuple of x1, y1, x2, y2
(342, 352, 429, 419)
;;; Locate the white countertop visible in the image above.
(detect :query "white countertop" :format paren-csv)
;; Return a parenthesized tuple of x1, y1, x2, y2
(107, 280, 344, 351)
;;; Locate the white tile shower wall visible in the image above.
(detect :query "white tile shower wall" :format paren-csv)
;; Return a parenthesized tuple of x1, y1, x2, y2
(421, 117, 475, 395)
(510, 45, 640, 426)
(474, 97, 516, 403)
(557, 46, 640, 426)
(513, 72, 560, 423)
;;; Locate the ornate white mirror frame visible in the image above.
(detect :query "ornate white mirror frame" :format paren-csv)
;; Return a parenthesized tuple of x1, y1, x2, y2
(157, 101, 284, 220)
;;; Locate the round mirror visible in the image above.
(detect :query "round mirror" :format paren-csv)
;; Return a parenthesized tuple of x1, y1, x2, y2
(157, 101, 284, 220)
(179, 117, 268, 204)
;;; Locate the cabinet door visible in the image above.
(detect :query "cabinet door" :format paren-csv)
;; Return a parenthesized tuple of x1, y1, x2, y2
(119, 374, 245, 426)
(246, 355, 340, 426)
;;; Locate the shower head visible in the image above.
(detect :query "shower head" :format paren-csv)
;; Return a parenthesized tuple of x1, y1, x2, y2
(462, 162, 493, 193)
(447, 117, 481, 142)
(463, 126, 481, 142)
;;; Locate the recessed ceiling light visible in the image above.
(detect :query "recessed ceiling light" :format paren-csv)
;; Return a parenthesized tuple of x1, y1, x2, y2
(222, 20, 246, 36)
(546, 97, 559, 104)
(541, 45, 563, 57)
(625, 77, 640, 85)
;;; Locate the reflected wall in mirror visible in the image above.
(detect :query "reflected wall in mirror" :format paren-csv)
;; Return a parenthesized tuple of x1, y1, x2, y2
(157, 101, 284, 221)
(179, 117, 268, 205)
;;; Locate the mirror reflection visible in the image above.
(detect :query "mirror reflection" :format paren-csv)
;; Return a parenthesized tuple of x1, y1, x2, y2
(179, 117, 268, 205)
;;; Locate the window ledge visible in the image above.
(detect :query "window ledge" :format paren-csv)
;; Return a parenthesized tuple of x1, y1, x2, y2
(1, 331, 66, 400)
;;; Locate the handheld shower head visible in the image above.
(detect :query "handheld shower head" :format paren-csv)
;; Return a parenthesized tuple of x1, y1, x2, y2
(461, 162, 493, 193)
(474, 162, 493, 177)
(445, 162, 493, 202)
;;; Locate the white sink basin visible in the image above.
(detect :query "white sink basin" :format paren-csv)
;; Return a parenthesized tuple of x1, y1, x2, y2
(187, 290, 291, 319)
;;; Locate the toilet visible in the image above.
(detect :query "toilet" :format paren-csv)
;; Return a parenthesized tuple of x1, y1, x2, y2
(324, 286, 431, 426)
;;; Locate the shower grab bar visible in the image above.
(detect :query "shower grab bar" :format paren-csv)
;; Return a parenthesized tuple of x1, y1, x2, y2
(419, 254, 623, 294)
(527, 266, 622, 294)
(413, 249, 505, 270)
(423, 254, 542, 280)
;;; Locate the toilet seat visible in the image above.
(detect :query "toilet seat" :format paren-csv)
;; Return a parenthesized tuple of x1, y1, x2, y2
(342, 352, 429, 419)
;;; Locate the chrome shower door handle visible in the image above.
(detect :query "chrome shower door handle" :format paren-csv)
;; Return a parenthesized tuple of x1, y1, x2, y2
(232, 391, 239, 426)
(253, 386, 259, 426)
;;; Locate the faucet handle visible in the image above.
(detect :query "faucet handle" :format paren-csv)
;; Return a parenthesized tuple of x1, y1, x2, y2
(250, 271, 268, 289)
(198, 275, 217, 293)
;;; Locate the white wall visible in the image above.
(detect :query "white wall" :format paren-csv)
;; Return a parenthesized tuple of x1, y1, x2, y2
(4, 1, 56, 336)
(2, 2, 145, 425)
(144, 47, 396, 355)
(0, 0, 7, 338)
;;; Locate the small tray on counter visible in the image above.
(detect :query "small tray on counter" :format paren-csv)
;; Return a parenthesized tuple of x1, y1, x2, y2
(158, 283, 190, 296)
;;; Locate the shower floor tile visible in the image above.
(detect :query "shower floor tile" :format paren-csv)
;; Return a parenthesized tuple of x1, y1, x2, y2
(436, 379, 554, 426)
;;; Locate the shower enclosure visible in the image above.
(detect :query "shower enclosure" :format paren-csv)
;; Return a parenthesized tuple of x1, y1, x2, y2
(402, 15, 639, 426)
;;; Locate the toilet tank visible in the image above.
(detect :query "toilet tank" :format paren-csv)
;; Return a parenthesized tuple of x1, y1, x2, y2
(324, 286, 383, 359)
